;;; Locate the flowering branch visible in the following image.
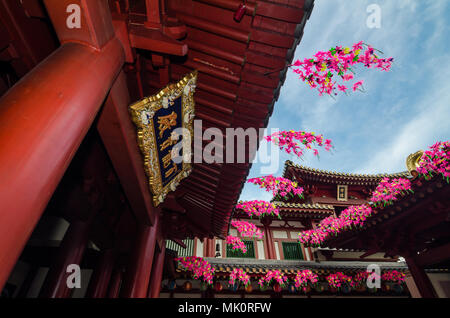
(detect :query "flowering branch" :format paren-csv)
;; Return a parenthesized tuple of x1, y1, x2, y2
(381, 270, 406, 283)
(294, 270, 319, 291)
(326, 272, 352, 289)
(235, 200, 280, 219)
(264, 130, 333, 159)
(175, 256, 215, 285)
(417, 141, 450, 182)
(229, 268, 251, 287)
(226, 235, 247, 253)
(292, 41, 393, 96)
(369, 177, 413, 207)
(247, 175, 304, 200)
(231, 220, 263, 239)
(258, 270, 288, 288)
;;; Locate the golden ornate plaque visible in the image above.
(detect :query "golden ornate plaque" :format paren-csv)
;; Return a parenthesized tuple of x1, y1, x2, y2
(129, 71, 197, 206)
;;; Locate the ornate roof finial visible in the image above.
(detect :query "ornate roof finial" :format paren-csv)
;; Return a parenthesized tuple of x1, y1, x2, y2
(406, 150, 424, 176)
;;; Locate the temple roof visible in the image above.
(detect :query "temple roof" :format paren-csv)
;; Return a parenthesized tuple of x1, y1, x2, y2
(274, 202, 334, 211)
(233, 201, 335, 220)
(159, 1, 316, 238)
(275, 202, 334, 219)
(176, 257, 408, 275)
(283, 160, 410, 186)
(315, 176, 450, 258)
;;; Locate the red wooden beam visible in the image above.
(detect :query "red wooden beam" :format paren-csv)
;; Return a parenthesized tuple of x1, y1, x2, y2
(175, 12, 249, 43)
(120, 215, 160, 298)
(148, 242, 166, 298)
(187, 40, 244, 65)
(415, 242, 450, 267)
(45, 0, 115, 49)
(129, 23, 187, 56)
(145, 0, 161, 27)
(405, 256, 437, 298)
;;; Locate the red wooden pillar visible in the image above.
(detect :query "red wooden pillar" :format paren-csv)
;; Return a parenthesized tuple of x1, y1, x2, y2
(39, 220, 91, 298)
(262, 218, 275, 259)
(148, 242, 166, 298)
(0, 0, 124, 290)
(86, 249, 115, 298)
(204, 238, 215, 257)
(107, 265, 124, 298)
(120, 214, 160, 298)
(209, 238, 216, 257)
(204, 239, 210, 257)
(405, 257, 437, 298)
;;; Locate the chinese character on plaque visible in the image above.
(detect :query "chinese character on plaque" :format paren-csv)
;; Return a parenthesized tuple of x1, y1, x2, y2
(337, 185, 348, 201)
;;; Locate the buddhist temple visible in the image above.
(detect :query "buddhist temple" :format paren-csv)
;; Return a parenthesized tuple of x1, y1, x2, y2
(164, 160, 447, 298)
(0, 0, 316, 298)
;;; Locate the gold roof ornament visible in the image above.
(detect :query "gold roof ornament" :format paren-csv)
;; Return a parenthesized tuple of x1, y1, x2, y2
(406, 150, 424, 176)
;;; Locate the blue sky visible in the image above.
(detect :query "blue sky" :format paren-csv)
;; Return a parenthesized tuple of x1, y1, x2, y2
(239, 0, 450, 202)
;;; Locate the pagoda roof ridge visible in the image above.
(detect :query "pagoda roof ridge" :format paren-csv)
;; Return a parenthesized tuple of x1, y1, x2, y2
(195, 258, 408, 272)
(273, 201, 334, 210)
(283, 160, 409, 181)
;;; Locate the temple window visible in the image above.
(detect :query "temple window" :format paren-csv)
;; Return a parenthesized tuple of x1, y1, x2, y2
(281, 242, 304, 260)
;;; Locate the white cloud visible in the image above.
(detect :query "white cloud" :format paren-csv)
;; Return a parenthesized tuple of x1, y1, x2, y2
(239, 0, 450, 200)
(354, 64, 450, 174)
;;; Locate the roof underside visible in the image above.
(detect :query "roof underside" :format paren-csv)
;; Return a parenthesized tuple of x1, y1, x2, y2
(145, 1, 316, 237)
(318, 176, 450, 261)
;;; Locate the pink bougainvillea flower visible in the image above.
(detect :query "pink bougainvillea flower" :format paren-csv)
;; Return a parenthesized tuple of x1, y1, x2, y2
(294, 270, 318, 291)
(226, 236, 247, 253)
(264, 130, 333, 159)
(326, 272, 352, 289)
(337, 84, 348, 92)
(235, 200, 280, 219)
(381, 270, 406, 283)
(353, 80, 364, 91)
(175, 256, 215, 285)
(229, 268, 251, 287)
(246, 175, 304, 200)
(298, 204, 373, 246)
(231, 220, 263, 239)
(369, 177, 413, 207)
(258, 270, 288, 288)
(416, 141, 450, 182)
(342, 74, 354, 81)
(291, 42, 393, 96)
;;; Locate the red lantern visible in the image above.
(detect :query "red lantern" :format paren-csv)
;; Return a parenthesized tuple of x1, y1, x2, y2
(273, 283, 282, 293)
(234, 3, 246, 22)
(183, 281, 192, 291)
(214, 282, 223, 292)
